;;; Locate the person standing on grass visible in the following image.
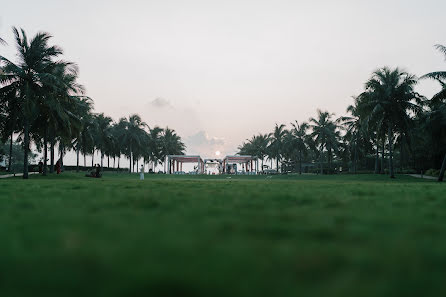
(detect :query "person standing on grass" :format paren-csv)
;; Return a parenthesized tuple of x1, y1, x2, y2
(140, 165, 144, 180)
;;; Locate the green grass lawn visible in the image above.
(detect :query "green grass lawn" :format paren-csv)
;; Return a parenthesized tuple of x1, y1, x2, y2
(0, 173, 445, 297)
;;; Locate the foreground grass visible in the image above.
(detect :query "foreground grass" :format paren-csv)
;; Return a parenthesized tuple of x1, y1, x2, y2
(0, 173, 445, 297)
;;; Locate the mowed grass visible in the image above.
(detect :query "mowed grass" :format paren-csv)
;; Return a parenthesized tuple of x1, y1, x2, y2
(0, 173, 445, 297)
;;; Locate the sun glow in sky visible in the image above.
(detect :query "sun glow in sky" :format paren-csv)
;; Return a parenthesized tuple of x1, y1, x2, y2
(1, 0, 445, 164)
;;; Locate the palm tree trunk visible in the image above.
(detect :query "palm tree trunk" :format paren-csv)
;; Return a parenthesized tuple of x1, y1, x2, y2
(76, 148, 80, 172)
(353, 140, 358, 174)
(43, 132, 48, 176)
(8, 131, 13, 172)
(388, 126, 395, 178)
(60, 145, 64, 172)
(50, 140, 55, 173)
(23, 119, 30, 179)
(118, 156, 120, 169)
(438, 153, 446, 182)
(129, 150, 132, 173)
(276, 158, 279, 173)
(299, 150, 302, 174)
(374, 142, 379, 174)
(381, 139, 385, 174)
(107, 156, 110, 168)
(113, 157, 116, 169)
(84, 153, 86, 168)
(320, 148, 323, 175)
(101, 152, 104, 168)
(92, 150, 94, 167)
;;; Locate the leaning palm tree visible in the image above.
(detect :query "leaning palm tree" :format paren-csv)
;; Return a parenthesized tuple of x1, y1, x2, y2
(362, 67, 423, 178)
(0, 27, 63, 178)
(422, 44, 446, 182)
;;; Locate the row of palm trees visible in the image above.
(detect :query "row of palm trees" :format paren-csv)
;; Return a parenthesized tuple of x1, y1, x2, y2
(0, 28, 185, 178)
(239, 45, 446, 181)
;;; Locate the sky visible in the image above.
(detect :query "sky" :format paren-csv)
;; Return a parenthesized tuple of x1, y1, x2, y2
(1, 0, 445, 166)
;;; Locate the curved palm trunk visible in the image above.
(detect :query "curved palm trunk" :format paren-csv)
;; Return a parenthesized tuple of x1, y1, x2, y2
(60, 145, 64, 172)
(438, 153, 446, 182)
(388, 126, 395, 178)
(23, 119, 30, 179)
(8, 131, 13, 172)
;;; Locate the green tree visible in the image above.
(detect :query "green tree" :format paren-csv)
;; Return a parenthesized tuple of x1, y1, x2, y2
(0, 28, 63, 178)
(362, 67, 423, 178)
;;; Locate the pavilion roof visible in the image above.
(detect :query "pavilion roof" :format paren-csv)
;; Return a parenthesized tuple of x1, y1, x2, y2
(167, 155, 203, 163)
(223, 155, 255, 163)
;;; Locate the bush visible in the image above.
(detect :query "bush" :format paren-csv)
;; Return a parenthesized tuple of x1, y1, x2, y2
(425, 169, 440, 177)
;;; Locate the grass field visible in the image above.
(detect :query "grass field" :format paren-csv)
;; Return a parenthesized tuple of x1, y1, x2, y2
(0, 173, 445, 297)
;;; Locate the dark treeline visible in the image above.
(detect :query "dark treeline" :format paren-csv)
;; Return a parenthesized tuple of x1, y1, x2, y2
(239, 46, 446, 181)
(0, 28, 185, 178)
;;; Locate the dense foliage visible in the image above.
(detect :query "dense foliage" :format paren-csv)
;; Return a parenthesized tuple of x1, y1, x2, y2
(0, 28, 185, 178)
(239, 48, 446, 181)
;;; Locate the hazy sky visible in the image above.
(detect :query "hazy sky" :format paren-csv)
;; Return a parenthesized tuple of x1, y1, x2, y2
(1, 0, 445, 161)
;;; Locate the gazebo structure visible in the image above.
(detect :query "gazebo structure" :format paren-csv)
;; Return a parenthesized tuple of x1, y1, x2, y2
(204, 159, 223, 175)
(222, 155, 256, 174)
(166, 155, 204, 174)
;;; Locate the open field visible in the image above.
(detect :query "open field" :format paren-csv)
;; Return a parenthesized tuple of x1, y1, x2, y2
(0, 173, 445, 297)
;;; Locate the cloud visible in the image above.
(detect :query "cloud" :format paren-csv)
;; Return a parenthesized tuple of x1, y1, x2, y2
(150, 97, 173, 109)
(185, 131, 225, 157)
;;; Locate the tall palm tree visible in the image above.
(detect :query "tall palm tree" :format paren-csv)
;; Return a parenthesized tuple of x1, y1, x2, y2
(309, 110, 340, 174)
(341, 100, 364, 174)
(146, 126, 163, 171)
(268, 124, 286, 172)
(422, 44, 446, 182)
(94, 113, 113, 168)
(123, 114, 147, 173)
(290, 121, 310, 174)
(362, 67, 423, 178)
(0, 27, 63, 178)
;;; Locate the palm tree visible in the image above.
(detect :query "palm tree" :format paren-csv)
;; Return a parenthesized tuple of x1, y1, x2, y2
(123, 114, 147, 173)
(146, 126, 163, 171)
(290, 121, 310, 174)
(268, 124, 286, 172)
(422, 44, 446, 182)
(309, 110, 340, 174)
(94, 113, 113, 168)
(0, 27, 63, 178)
(341, 100, 364, 174)
(362, 67, 423, 178)
(0, 85, 21, 172)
